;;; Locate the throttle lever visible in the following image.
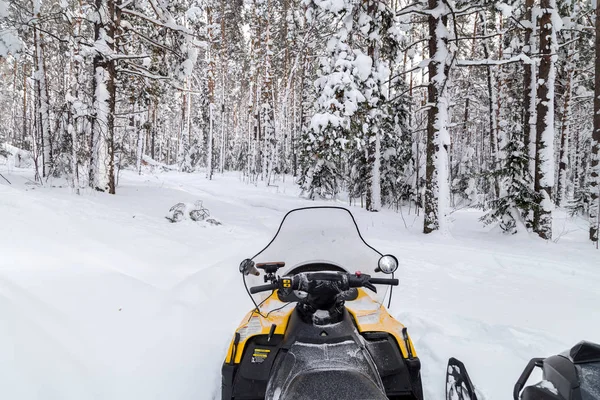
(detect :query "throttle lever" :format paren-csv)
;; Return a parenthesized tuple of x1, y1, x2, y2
(363, 281, 377, 293)
(351, 273, 378, 293)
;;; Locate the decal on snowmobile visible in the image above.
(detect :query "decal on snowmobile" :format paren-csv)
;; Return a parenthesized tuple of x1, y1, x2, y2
(251, 349, 270, 364)
(225, 299, 293, 364)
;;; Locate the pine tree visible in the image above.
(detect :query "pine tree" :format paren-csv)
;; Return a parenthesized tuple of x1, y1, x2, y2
(300, 0, 358, 199)
(482, 134, 541, 234)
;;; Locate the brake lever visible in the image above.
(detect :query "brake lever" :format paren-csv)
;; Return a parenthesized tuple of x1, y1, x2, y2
(364, 281, 377, 293)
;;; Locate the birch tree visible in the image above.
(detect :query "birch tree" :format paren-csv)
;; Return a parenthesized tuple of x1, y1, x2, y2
(590, 1, 600, 243)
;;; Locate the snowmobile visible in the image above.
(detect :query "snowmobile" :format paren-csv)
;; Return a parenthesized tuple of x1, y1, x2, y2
(221, 206, 424, 400)
(221, 206, 600, 400)
(446, 341, 600, 400)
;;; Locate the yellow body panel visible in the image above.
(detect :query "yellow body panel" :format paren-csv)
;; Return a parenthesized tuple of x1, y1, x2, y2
(225, 293, 294, 364)
(225, 289, 416, 364)
(345, 289, 417, 359)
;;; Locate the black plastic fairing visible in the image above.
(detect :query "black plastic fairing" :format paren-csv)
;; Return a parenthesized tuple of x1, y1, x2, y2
(543, 355, 581, 400)
(570, 342, 600, 364)
(222, 334, 285, 400)
(522, 384, 564, 400)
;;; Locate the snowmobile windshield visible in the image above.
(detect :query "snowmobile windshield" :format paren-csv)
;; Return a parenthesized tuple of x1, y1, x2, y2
(252, 207, 382, 275)
(251, 207, 391, 301)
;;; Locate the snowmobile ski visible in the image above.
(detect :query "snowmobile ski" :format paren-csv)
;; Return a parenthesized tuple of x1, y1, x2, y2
(446, 357, 478, 400)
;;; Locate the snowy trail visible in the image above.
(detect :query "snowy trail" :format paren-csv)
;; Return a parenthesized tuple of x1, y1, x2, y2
(1, 169, 600, 400)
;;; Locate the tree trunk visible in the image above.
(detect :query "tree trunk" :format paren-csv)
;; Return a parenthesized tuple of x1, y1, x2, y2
(557, 68, 572, 207)
(590, 1, 600, 242)
(220, 0, 227, 174)
(533, 0, 556, 239)
(68, 53, 80, 194)
(33, 24, 52, 178)
(177, 88, 187, 170)
(89, 0, 116, 193)
(480, 13, 499, 199)
(22, 65, 28, 152)
(136, 104, 145, 175)
(151, 100, 157, 160)
(262, 0, 275, 186)
(206, 5, 215, 180)
(10, 60, 19, 145)
(523, 0, 537, 183)
(366, 0, 381, 212)
(424, 0, 451, 234)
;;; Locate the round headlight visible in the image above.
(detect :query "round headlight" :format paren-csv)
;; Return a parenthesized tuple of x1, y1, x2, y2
(378, 255, 398, 274)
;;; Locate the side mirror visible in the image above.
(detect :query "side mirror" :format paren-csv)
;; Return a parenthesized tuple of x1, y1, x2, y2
(376, 255, 398, 274)
(239, 259, 260, 276)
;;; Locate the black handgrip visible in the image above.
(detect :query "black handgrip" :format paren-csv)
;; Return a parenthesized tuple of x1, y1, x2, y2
(368, 278, 399, 286)
(249, 283, 278, 294)
(513, 358, 544, 400)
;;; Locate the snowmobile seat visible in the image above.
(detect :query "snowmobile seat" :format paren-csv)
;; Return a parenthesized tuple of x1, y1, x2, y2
(281, 369, 389, 400)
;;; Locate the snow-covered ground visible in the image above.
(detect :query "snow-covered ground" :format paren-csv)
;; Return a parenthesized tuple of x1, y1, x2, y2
(1, 165, 599, 400)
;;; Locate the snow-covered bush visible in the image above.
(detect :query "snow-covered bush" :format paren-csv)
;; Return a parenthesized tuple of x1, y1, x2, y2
(1, 143, 33, 168)
(166, 200, 221, 225)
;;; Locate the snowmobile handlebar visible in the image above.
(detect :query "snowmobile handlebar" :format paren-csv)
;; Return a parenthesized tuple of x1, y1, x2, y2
(367, 277, 400, 285)
(249, 283, 279, 294)
(249, 272, 398, 295)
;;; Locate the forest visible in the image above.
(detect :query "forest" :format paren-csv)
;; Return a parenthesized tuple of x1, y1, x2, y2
(1, 0, 599, 242)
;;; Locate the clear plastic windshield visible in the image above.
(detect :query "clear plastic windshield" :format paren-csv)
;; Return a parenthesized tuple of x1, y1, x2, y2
(251, 207, 391, 302)
(253, 207, 382, 275)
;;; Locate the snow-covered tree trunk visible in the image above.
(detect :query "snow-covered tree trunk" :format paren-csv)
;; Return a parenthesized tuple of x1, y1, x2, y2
(556, 68, 572, 207)
(372, 127, 381, 210)
(219, 0, 226, 174)
(89, 0, 116, 193)
(67, 51, 80, 193)
(206, 5, 215, 180)
(21, 66, 28, 152)
(523, 0, 537, 183)
(365, 0, 382, 212)
(480, 12, 499, 198)
(590, 1, 600, 243)
(220, 84, 225, 174)
(136, 105, 145, 175)
(177, 88, 188, 171)
(533, 0, 558, 239)
(262, 2, 275, 186)
(67, 7, 85, 194)
(424, 0, 451, 234)
(33, 16, 52, 178)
